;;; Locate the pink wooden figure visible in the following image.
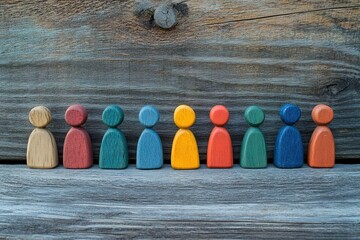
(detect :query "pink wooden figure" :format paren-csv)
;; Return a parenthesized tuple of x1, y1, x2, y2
(63, 104, 93, 169)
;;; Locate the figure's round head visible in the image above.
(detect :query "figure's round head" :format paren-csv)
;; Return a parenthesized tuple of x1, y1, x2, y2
(244, 106, 265, 127)
(29, 106, 52, 128)
(312, 104, 333, 125)
(174, 105, 196, 129)
(210, 105, 229, 127)
(279, 104, 301, 125)
(102, 105, 124, 127)
(139, 105, 160, 128)
(65, 104, 88, 127)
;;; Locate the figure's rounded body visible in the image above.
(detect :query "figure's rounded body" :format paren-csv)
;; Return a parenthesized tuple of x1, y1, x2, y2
(63, 127, 93, 169)
(27, 128, 58, 169)
(171, 129, 200, 170)
(137, 128, 163, 169)
(100, 128, 128, 169)
(207, 127, 233, 168)
(308, 126, 335, 168)
(274, 125, 303, 168)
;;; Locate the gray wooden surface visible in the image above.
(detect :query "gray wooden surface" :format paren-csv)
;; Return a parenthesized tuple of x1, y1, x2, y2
(0, 164, 359, 239)
(1, 0, 360, 162)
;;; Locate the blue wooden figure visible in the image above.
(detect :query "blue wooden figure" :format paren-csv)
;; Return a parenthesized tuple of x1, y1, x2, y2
(136, 105, 163, 169)
(240, 106, 267, 168)
(99, 105, 128, 169)
(274, 104, 304, 168)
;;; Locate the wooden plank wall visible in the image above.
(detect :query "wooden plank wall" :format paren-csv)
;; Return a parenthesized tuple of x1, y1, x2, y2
(1, 0, 359, 162)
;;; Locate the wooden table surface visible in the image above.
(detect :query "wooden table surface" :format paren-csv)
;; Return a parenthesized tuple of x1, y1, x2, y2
(1, 164, 359, 239)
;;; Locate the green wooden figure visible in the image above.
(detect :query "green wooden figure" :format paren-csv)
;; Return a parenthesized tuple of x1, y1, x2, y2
(99, 105, 128, 169)
(240, 106, 267, 168)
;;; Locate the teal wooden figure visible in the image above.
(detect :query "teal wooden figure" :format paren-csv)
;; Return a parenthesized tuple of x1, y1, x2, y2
(136, 105, 163, 169)
(274, 104, 304, 168)
(99, 105, 128, 169)
(240, 106, 267, 168)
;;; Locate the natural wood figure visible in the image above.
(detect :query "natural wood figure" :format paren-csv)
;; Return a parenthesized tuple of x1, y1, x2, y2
(274, 104, 304, 168)
(63, 104, 93, 169)
(137, 105, 163, 169)
(240, 106, 267, 168)
(171, 105, 200, 170)
(207, 105, 233, 168)
(99, 105, 128, 169)
(26, 106, 58, 169)
(308, 104, 335, 168)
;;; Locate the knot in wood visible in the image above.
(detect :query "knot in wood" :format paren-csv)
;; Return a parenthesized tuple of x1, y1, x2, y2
(154, 4, 177, 29)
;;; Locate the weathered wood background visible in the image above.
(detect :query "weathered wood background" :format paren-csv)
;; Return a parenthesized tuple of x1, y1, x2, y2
(1, 165, 359, 238)
(1, 0, 359, 162)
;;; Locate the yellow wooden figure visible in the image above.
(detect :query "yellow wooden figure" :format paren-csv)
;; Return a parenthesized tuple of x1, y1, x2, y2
(27, 106, 58, 169)
(171, 105, 200, 170)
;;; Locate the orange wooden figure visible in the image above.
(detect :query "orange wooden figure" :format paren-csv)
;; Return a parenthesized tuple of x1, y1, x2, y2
(308, 104, 335, 168)
(63, 104, 93, 169)
(207, 105, 233, 168)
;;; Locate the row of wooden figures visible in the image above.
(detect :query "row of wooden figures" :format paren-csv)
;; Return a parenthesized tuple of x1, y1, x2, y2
(27, 103, 335, 169)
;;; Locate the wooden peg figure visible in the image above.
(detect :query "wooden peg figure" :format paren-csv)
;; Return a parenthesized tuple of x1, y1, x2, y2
(99, 105, 128, 169)
(26, 106, 58, 169)
(240, 106, 267, 168)
(171, 105, 200, 170)
(274, 104, 304, 168)
(308, 104, 335, 168)
(63, 104, 93, 169)
(207, 105, 233, 168)
(136, 105, 163, 169)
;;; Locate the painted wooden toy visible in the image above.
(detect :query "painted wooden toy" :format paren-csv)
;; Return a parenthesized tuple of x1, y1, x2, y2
(171, 105, 200, 170)
(274, 104, 304, 168)
(207, 105, 233, 168)
(308, 104, 335, 168)
(137, 105, 163, 169)
(63, 104, 93, 169)
(26, 106, 58, 169)
(240, 106, 267, 168)
(99, 105, 128, 169)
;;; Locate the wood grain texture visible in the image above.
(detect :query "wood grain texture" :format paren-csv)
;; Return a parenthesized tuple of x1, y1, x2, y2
(0, 0, 360, 162)
(0, 164, 359, 239)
